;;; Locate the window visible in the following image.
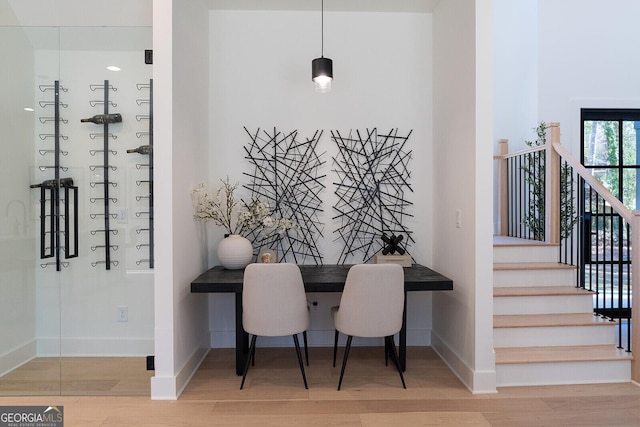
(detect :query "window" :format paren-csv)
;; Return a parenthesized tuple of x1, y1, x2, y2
(581, 108, 640, 209)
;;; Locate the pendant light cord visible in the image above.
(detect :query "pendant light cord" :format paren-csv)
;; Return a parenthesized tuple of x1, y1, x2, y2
(321, 0, 324, 57)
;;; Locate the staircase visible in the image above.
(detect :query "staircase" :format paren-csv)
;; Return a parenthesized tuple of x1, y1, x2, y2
(493, 236, 632, 386)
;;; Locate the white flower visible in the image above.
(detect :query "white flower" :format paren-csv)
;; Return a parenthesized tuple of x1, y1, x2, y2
(191, 178, 297, 238)
(262, 216, 275, 228)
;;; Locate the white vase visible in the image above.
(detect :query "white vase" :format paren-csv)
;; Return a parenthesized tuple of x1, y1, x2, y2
(217, 234, 253, 269)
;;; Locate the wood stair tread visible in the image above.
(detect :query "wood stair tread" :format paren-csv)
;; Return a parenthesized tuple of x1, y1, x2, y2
(495, 345, 633, 364)
(493, 236, 558, 246)
(492, 238, 632, 386)
(493, 242, 557, 247)
(494, 286, 595, 297)
(494, 262, 577, 271)
(494, 313, 617, 328)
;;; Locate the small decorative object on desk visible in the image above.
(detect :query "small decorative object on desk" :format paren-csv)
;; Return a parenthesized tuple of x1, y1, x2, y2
(374, 234, 412, 267)
(258, 248, 277, 263)
(191, 177, 296, 269)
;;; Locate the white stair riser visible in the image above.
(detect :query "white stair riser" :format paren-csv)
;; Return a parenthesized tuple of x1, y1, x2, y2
(493, 269, 576, 287)
(492, 242, 629, 386)
(494, 295, 593, 315)
(496, 360, 631, 387)
(494, 245, 559, 263)
(494, 325, 616, 348)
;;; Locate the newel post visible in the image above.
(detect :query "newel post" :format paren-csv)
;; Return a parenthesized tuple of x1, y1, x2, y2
(632, 211, 640, 382)
(498, 139, 509, 236)
(547, 122, 561, 244)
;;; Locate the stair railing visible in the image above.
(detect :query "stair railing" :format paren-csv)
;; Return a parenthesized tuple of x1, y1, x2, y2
(554, 142, 634, 353)
(497, 122, 638, 382)
(496, 139, 547, 240)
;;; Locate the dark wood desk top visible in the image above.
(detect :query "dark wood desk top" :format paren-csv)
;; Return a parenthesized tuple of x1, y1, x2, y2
(191, 264, 453, 293)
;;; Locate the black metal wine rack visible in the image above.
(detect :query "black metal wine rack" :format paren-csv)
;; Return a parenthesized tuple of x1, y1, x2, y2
(30, 80, 79, 271)
(85, 80, 119, 269)
(129, 79, 154, 268)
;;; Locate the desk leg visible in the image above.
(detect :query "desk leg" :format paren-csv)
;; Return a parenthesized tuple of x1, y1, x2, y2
(235, 292, 249, 376)
(399, 291, 407, 371)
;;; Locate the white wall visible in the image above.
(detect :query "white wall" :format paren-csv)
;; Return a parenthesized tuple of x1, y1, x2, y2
(538, 0, 640, 154)
(0, 0, 151, 27)
(493, 0, 538, 233)
(152, 0, 211, 400)
(207, 9, 434, 348)
(431, 0, 496, 393)
(493, 0, 538, 151)
(474, 0, 497, 394)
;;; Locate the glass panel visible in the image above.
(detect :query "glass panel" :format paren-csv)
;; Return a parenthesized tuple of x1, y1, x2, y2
(0, 24, 154, 397)
(589, 167, 620, 199)
(57, 26, 154, 396)
(622, 120, 640, 166)
(0, 26, 62, 396)
(622, 168, 639, 211)
(583, 120, 619, 166)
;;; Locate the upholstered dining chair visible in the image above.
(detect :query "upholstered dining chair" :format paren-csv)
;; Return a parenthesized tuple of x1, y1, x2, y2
(240, 262, 310, 389)
(331, 263, 406, 390)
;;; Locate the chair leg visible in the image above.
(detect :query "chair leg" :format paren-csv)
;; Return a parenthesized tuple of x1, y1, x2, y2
(337, 335, 353, 391)
(303, 330, 309, 367)
(240, 334, 257, 390)
(333, 330, 339, 367)
(384, 337, 389, 366)
(386, 335, 407, 389)
(292, 334, 309, 389)
(251, 334, 256, 367)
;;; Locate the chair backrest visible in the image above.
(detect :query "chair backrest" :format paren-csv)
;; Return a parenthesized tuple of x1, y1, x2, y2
(242, 263, 310, 337)
(334, 264, 405, 338)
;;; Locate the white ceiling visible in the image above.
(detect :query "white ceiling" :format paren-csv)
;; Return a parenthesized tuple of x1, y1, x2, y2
(208, 0, 440, 13)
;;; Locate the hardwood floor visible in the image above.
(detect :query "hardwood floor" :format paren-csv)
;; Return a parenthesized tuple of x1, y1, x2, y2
(1, 347, 639, 426)
(0, 357, 152, 396)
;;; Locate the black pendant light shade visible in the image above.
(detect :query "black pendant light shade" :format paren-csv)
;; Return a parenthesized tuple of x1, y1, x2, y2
(312, 57, 333, 93)
(312, 0, 332, 93)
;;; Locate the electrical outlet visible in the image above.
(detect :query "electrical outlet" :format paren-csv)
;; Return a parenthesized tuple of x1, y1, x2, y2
(117, 306, 128, 322)
(455, 209, 462, 228)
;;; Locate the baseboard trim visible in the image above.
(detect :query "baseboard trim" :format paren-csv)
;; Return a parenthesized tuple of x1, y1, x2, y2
(36, 337, 154, 357)
(150, 375, 178, 400)
(175, 346, 209, 399)
(151, 345, 209, 400)
(431, 332, 497, 394)
(0, 339, 36, 377)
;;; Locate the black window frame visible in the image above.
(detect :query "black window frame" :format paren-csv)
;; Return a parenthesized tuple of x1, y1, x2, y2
(580, 108, 640, 204)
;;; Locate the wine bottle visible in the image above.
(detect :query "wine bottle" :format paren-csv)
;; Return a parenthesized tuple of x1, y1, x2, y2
(126, 145, 152, 155)
(80, 113, 122, 124)
(30, 179, 57, 189)
(59, 177, 74, 188)
(30, 177, 74, 189)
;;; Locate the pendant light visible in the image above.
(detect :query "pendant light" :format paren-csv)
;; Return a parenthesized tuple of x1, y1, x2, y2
(312, 0, 333, 93)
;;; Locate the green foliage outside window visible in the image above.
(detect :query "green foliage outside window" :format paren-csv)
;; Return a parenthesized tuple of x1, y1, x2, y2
(583, 120, 637, 210)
